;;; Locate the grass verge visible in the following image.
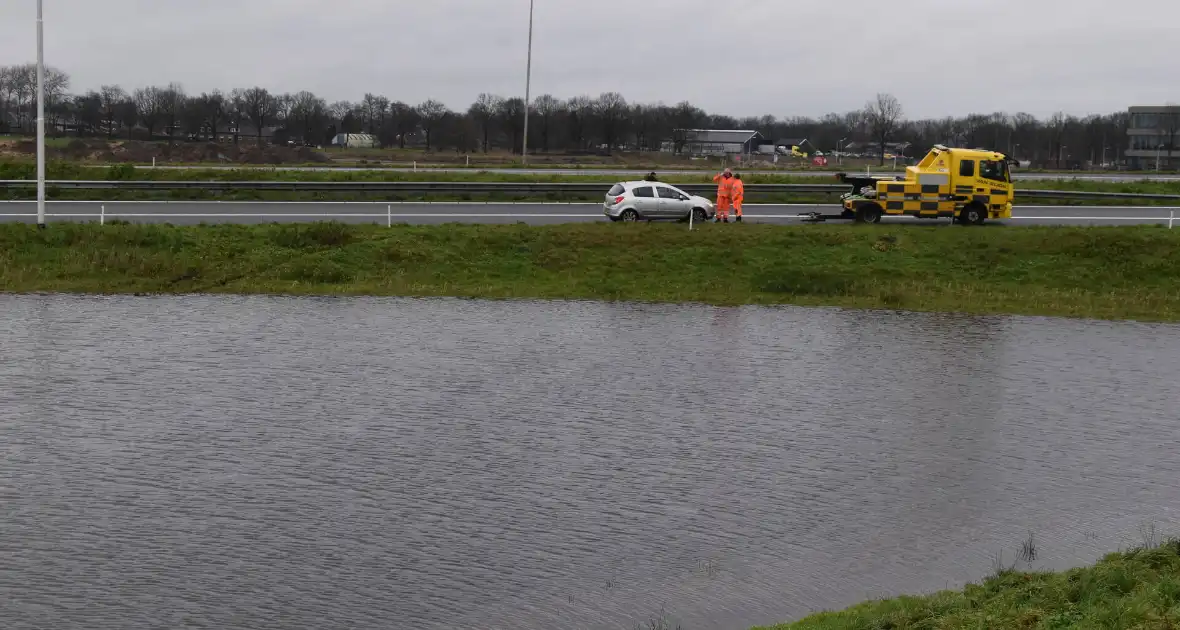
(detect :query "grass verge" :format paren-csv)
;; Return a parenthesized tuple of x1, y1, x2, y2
(755, 539, 1180, 629)
(3, 222, 1180, 322)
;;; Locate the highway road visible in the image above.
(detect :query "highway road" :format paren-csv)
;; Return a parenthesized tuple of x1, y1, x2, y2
(2, 201, 1177, 227)
(142, 165, 1180, 182)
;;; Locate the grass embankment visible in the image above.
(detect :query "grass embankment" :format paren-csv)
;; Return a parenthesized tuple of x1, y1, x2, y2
(757, 540, 1180, 629)
(2, 161, 1179, 206)
(3, 222, 1180, 322)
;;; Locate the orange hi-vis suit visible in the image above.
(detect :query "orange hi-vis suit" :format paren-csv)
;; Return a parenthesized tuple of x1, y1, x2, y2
(731, 178, 745, 219)
(713, 172, 733, 220)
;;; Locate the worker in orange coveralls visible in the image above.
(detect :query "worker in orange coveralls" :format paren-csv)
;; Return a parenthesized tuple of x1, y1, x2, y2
(731, 173, 745, 222)
(712, 168, 733, 222)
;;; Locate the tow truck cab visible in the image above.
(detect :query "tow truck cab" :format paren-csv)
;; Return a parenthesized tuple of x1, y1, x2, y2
(837, 145, 1015, 225)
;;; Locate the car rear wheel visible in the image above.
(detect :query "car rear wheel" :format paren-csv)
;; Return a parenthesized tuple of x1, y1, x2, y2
(620, 209, 639, 222)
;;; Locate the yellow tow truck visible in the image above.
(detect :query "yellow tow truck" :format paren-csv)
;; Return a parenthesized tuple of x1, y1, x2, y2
(801, 145, 1016, 225)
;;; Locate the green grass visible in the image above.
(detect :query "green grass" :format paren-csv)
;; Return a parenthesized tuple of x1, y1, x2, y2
(756, 540, 1180, 630)
(3, 222, 1180, 322)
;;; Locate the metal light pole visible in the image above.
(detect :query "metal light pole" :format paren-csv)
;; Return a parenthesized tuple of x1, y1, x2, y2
(521, 0, 534, 165)
(36, 0, 46, 228)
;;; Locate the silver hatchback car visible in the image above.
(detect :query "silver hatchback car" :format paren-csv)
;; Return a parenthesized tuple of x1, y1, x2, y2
(603, 181, 715, 222)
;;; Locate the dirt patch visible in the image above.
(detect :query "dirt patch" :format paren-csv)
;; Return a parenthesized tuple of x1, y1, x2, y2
(0, 137, 330, 164)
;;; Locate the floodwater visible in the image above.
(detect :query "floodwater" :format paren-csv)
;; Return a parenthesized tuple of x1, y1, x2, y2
(2, 294, 1179, 630)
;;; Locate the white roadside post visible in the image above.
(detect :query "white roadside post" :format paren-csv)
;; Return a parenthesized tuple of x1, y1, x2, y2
(1170, 210, 1175, 229)
(387, 204, 392, 228)
(35, 0, 46, 229)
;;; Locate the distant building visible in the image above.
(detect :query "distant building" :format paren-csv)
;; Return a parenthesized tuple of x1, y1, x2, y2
(331, 133, 377, 148)
(213, 123, 278, 143)
(1126, 105, 1180, 170)
(673, 129, 765, 156)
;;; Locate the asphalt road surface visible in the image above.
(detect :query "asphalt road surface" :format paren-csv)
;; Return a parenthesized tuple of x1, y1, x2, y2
(144, 165, 1180, 182)
(2, 201, 1178, 227)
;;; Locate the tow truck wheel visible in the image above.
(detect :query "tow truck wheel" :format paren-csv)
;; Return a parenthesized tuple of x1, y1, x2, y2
(959, 203, 987, 226)
(855, 203, 883, 224)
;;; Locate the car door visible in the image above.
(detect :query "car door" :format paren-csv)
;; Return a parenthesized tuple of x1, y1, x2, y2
(630, 185, 659, 217)
(656, 186, 688, 218)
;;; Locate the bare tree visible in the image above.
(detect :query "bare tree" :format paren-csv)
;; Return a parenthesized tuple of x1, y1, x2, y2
(225, 89, 246, 144)
(496, 97, 526, 154)
(1047, 111, 1068, 167)
(73, 91, 102, 136)
(416, 99, 448, 150)
(864, 93, 904, 165)
(594, 92, 628, 154)
(531, 94, 563, 152)
(114, 97, 138, 139)
(286, 91, 328, 145)
(468, 93, 502, 153)
(0, 60, 1154, 171)
(0, 66, 13, 131)
(389, 101, 420, 149)
(133, 86, 167, 139)
(99, 85, 127, 138)
(180, 96, 206, 139)
(566, 95, 594, 151)
(670, 101, 707, 153)
(241, 87, 276, 145)
(359, 93, 390, 135)
(198, 91, 226, 142)
(3, 63, 68, 131)
(159, 83, 186, 139)
(329, 101, 358, 136)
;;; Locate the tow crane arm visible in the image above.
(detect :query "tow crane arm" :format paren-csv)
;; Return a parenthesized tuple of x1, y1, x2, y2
(794, 172, 903, 222)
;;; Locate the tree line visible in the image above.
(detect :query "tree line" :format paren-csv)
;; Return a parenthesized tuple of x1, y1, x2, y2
(0, 63, 1155, 166)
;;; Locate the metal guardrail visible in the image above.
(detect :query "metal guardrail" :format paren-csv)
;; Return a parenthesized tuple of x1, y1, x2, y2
(1, 180, 1179, 201)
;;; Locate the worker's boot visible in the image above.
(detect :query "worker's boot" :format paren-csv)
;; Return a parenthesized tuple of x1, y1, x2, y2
(736, 216, 742, 223)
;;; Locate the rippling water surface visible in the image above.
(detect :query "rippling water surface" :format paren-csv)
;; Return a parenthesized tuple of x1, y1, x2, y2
(2, 294, 1179, 630)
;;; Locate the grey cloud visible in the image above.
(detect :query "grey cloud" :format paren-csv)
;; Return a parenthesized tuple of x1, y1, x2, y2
(0, 0, 1175, 118)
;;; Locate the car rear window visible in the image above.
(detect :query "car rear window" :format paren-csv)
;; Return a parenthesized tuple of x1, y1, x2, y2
(608, 183, 625, 196)
(633, 186, 654, 198)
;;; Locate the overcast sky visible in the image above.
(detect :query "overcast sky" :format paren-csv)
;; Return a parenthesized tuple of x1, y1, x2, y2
(0, 0, 1175, 120)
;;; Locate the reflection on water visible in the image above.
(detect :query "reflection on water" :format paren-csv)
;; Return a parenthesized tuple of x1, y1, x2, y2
(1, 294, 1179, 630)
